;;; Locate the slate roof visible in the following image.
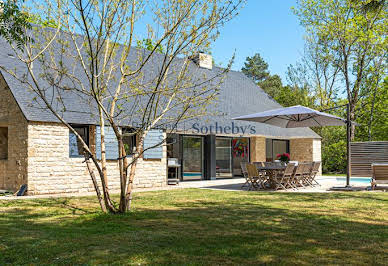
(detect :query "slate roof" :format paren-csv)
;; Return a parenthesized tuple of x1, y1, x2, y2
(0, 34, 320, 139)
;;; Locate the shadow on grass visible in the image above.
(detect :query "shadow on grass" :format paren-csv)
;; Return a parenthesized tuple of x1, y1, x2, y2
(0, 191, 387, 265)
(201, 183, 388, 204)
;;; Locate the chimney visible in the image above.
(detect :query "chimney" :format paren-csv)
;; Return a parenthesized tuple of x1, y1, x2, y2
(190, 52, 213, 70)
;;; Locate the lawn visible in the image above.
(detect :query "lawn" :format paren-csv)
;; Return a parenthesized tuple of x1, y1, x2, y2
(0, 189, 387, 265)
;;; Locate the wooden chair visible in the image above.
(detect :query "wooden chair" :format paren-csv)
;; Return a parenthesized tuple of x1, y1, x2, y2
(310, 161, 321, 186)
(240, 162, 249, 189)
(292, 164, 305, 188)
(253, 162, 268, 185)
(371, 163, 388, 190)
(302, 162, 314, 186)
(273, 163, 295, 190)
(245, 164, 261, 190)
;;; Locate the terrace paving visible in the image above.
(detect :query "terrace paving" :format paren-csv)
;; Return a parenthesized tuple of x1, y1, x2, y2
(1, 175, 381, 201)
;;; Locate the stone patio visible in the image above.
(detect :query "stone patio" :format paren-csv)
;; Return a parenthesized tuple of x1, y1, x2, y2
(0, 175, 378, 200)
(180, 176, 372, 192)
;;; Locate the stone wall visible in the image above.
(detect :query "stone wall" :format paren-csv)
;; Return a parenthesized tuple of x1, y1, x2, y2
(250, 137, 266, 162)
(27, 122, 167, 195)
(312, 139, 322, 163)
(0, 161, 5, 189)
(0, 76, 29, 191)
(290, 138, 322, 175)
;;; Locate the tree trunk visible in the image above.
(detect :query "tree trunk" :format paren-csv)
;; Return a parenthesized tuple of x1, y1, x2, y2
(349, 102, 356, 141)
(97, 107, 117, 213)
(118, 139, 127, 213)
(125, 136, 144, 211)
(84, 154, 107, 213)
(125, 160, 138, 211)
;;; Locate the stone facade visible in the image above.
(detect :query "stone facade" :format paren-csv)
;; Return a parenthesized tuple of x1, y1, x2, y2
(0, 161, 5, 189)
(250, 137, 266, 162)
(0, 76, 29, 191)
(290, 138, 322, 175)
(27, 122, 167, 195)
(0, 73, 167, 194)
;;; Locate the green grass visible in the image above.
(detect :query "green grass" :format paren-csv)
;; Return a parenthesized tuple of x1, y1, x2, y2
(1, 189, 387, 265)
(322, 173, 346, 176)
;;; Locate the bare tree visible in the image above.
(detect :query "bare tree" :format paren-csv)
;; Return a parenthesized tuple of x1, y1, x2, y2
(0, 0, 244, 213)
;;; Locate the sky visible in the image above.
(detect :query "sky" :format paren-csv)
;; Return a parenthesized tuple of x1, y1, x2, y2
(210, 0, 305, 83)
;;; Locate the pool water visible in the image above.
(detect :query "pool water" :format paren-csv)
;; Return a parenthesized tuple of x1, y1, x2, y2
(336, 177, 371, 184)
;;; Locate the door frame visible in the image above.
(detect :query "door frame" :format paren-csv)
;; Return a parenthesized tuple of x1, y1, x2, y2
(181, 134, 205, 180)
(215, 136, 233, 178)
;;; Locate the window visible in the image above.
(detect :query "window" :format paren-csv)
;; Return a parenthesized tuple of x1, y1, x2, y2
(166, 134, 179, 158)
(0, 127, 8, 160)
(69, 125, 89, 157)
(266, 139, 289, 161)
(122, 128, 137, 155)
(266, 138, 273, 162)
(273, 140, 289, 159)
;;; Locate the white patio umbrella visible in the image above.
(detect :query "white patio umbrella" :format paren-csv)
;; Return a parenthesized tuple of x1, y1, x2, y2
(233, 105, 346, 128)
(233, 105, 355, 188)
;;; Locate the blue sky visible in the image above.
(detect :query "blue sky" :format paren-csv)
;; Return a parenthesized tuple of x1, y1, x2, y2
(211, 0, 305, 84)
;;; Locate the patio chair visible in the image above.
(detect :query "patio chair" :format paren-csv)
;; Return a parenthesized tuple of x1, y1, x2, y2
(301, 162, 314, 187)
(310, 162, 321, 186)
(371, 163, 388, 190)
(272, 163, 295, 190)
(240, 162, 249, 189)
(254, 162, 271, 188)
(253, 162, 267, 180)
(246, 164, 264, 190)
(292, 164, 305, 188)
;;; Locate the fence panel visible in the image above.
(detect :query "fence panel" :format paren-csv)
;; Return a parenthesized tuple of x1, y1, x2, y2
(351, 141, 388, 177)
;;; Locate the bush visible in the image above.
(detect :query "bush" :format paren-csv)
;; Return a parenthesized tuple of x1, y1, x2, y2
(322, 140, 347, 174)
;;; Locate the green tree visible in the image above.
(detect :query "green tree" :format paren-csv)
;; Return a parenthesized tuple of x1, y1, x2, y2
(257, 74, 282, 98)
(241, 53, 314, 107)
(356, 77, 388, 141)
(0, 0, 31, 49)
(313, 102, 348, 174)
(241, 53, 269, 83)
(294, 0, 387, 140)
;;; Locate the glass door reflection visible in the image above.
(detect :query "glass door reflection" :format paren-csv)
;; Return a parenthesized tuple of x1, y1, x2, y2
(216, 138, 232, 178)
(182, 136, 203, 180)
(232, 138, 249, 176)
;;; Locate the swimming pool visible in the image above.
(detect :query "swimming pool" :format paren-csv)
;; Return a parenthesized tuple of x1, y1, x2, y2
(336, 177, 371, 184)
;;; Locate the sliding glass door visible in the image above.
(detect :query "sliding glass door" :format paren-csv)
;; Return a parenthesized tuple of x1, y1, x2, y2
(182, 136, 203, 180)
(232, 138, 249, 176)
(216, 138, 232, 178)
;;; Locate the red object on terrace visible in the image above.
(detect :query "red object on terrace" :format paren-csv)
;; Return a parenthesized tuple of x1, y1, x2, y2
(276, 153, 290, 162)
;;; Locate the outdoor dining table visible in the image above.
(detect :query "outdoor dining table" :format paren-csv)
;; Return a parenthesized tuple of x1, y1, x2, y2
(256, 165, 287, 189)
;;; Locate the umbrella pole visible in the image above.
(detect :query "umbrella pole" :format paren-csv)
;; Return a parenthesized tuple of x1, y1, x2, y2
(321, 103, 352, 187)
(346, 103, 351, 187)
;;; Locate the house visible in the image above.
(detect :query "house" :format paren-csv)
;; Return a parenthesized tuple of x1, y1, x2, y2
(0, 39, 321, 195)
